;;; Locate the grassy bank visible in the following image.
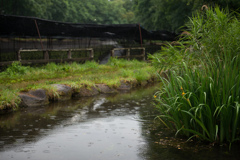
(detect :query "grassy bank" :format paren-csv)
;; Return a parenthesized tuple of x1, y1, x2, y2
(0, 58, 157, 111)
(151, 7, 240, 147)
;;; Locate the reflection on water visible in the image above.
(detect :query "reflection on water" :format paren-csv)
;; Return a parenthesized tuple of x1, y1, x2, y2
(0, 84, 239, 160)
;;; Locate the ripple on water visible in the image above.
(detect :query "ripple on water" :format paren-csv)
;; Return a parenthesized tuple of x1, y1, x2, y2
(79, 126, 90, 129)
(15, 138, 25, 144)
(27, 129, 33, 132)
(99, 110, 107, 113)
(134, 106, 140, 110)
(43, 150, 50, 153)
(0, 85, 182, 160)
(50, 116, 56, 120)
(22, 133, 28, 136)
(125, 103, 130, 106)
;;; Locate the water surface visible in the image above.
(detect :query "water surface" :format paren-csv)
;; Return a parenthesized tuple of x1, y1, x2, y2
(0, 84, 239, 160)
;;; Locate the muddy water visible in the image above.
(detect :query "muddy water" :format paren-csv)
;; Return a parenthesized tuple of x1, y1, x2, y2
(0, 85, 239, 160)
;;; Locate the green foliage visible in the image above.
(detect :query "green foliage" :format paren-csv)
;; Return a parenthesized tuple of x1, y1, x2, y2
(120, 68, 133, 78)
(107, 57, 129, 68)
(1, 0, 52, 18)
(133, 0, 201, 31)
(45, 62, 72, 72)
(148, 43, 188, 72)
(134, 69, 150, 82)
(2, 0, 240, 31)
(3, 62, 29, 76)
(153, 7, 240, 145)
(1, 0, 137, 24)
(133, 0, 240, 31)
(82, 61, 99, 69)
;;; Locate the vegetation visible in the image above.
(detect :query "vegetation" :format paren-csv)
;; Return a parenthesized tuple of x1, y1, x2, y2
(1, 0, 240, 148)
(2, 0, 239, 31)
(134, 0, 240, 31)
(0, 0, 136, 24)
(0, 58, 157, 110)
(151, 7, 240, 146)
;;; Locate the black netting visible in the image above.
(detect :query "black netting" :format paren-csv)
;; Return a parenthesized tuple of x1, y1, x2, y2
(0, 14, 179, 40)
(0, 15, 179, 63)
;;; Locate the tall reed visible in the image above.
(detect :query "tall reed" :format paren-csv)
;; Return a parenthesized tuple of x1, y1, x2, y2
(153, 7, 240, 145)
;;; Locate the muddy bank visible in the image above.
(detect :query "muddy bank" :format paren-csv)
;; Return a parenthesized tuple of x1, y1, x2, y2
(1, 76, 159, 114)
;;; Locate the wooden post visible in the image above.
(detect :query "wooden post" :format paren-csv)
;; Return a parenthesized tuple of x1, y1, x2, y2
(127, 48, 130, 61)
(67, 49, 72, 59)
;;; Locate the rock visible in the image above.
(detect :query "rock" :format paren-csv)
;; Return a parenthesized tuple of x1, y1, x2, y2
(19, 89, 49, 107)
(130, 79, 138, 88)
(140, 80, 148, 87)
(51, 84, 72, 101)
(72, 86, 99, 97)
(95, 84, 118, 94)
(117, 80, 132, 91)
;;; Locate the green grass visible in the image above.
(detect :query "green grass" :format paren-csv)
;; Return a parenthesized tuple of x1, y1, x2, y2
(0, 58, 157, 110)
(152, 7, 240, 147)
(0, 89, 21, 110)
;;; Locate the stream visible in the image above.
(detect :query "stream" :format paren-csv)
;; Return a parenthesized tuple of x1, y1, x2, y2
(0, 84, 239, 160)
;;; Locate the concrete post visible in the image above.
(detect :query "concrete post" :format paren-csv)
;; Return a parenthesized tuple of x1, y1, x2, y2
(127, 48, 130, 61)
(44, 50, 49, 60)
(67, 49, 72, 59)
(17, 50, 21, 61)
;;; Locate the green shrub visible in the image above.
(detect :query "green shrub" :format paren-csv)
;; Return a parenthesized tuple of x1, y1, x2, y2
(4, 61, 29, 76)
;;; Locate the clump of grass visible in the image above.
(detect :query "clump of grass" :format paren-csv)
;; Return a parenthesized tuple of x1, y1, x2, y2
(107, 57, 147, 69)
(82, 61, 99, 69)
(153, 7, 240, 146)
(134, 69, 149, 82)
(0, 89, 21, 110)
(120, 68, 134, 78)
(100, 78, 121, 88)
(107, 57, 129, 68)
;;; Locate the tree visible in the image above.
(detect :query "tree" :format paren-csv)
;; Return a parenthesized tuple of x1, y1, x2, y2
(1, 0, 137, 24)
(133, 0, 155, 28)
(1, 0, 51, 18)
(121, 0, 137, 24)
(132, 0, 240, 31)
